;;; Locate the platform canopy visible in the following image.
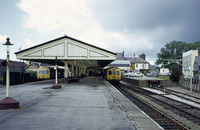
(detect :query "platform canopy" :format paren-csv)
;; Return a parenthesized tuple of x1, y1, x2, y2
(15, 35, 116, 68)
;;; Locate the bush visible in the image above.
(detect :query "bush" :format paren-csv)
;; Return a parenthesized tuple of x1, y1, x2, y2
(0, 77, 3, 84)
(170, 66, 182, 82)
(29, 71, 38, 82)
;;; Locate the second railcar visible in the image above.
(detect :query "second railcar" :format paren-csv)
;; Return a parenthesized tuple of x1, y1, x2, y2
(37, 67, 51, 79)
(37, 67, 64, 80)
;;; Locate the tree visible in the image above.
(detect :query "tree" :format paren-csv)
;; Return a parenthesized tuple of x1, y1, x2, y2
(170, 66, 182, 82)
(165, 63, 182, 71)
(155, 40, 200, 67)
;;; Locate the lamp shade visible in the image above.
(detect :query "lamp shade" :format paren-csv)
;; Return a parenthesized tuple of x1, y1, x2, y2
(3, 38, 13, 46)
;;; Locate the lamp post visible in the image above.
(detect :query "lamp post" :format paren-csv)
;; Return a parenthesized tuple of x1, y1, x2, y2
(0, 38, 19, 109)
(4, 38, 13, 98)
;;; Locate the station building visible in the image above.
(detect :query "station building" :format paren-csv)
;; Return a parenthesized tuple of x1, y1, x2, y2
(105, 52, 131, 74)
(105, 52, 150, 74)
(125, 53, 150, 74)
(182, 50, 198, 78)
(24, 62, 40, 72)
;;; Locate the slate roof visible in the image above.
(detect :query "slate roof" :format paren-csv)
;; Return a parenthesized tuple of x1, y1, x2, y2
(116, 52, 124, 59)
(0, 59, 27, 67)
(124, 57, 149, 63)
(0, 59, 4, 65)
(107, 60, 131, 67)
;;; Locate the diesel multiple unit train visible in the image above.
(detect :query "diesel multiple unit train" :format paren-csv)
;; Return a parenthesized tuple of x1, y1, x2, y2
(37, 66, 121, 84)
(37, 67, 64, 80)
(105, 67, 121, 84)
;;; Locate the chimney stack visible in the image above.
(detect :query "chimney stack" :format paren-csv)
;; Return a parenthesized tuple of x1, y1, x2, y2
(139, 53, 146, 60)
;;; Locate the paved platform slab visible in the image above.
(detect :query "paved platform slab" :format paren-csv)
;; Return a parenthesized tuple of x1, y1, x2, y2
(0, 77, 162, 130)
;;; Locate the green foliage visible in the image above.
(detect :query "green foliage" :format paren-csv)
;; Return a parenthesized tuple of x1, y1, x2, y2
(170, 66, 182, 82)
(29, 71, 37, 82)
(0, 77, 3, 84)
(156, 40, 200, 66)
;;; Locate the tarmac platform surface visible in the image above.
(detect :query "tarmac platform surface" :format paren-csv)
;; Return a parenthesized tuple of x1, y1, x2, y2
(0, 77, 162, 130)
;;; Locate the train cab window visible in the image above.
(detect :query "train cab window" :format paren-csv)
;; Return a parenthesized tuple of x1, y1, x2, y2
(113, 71, 116, 75)
(117, 71, 120, 75)
(108, 71, 112, 75)
(42, 70, 45, 74)
(38, 70, 42, 74)
(46, 70, 49, 74)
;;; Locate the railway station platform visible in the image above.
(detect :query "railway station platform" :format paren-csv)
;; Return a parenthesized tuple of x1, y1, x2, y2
(122, 77, 177, 88)
(0, 77, 162, 130)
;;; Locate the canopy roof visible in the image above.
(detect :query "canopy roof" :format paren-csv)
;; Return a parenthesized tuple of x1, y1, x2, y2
(15, 35, 116, 68)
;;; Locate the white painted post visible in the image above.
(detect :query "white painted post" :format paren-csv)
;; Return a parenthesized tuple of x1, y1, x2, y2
(190, 54, 193, 93)
(51, 56, 61, 89)
(64, 61, 69, 83)
(55, 65, 58, 84)
(6, 55, 10, 97)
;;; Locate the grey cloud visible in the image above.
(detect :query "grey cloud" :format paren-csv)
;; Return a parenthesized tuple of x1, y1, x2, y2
(89, 0, 200, 63)
(91, 0, 200, 42)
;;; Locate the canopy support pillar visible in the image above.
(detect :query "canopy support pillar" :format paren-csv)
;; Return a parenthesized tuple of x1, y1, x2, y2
(64, 61, 69, 84)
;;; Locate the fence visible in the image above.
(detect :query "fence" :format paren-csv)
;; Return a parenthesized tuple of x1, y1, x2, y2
(179, 78, 200, 92)
(3, 72, 30, 85)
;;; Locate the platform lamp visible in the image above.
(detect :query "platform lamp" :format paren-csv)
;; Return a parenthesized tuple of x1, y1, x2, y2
(0, 37, 19, 109)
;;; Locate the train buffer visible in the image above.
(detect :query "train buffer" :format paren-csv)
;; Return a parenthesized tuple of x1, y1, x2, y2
(148, 80, 161, 88)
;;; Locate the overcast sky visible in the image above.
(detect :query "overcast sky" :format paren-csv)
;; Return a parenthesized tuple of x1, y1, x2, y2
(0, 0, 200, 64)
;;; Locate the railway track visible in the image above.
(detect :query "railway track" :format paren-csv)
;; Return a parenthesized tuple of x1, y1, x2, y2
(122, 81, 200, 120)
(155, 87, 200, 105)
(116, 83, 189, 130)
(144, 88, 200, 120)
(117, 81, 200, 129)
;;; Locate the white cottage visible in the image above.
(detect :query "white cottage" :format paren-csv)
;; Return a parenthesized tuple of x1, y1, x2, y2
(159, 68, 170, 75)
